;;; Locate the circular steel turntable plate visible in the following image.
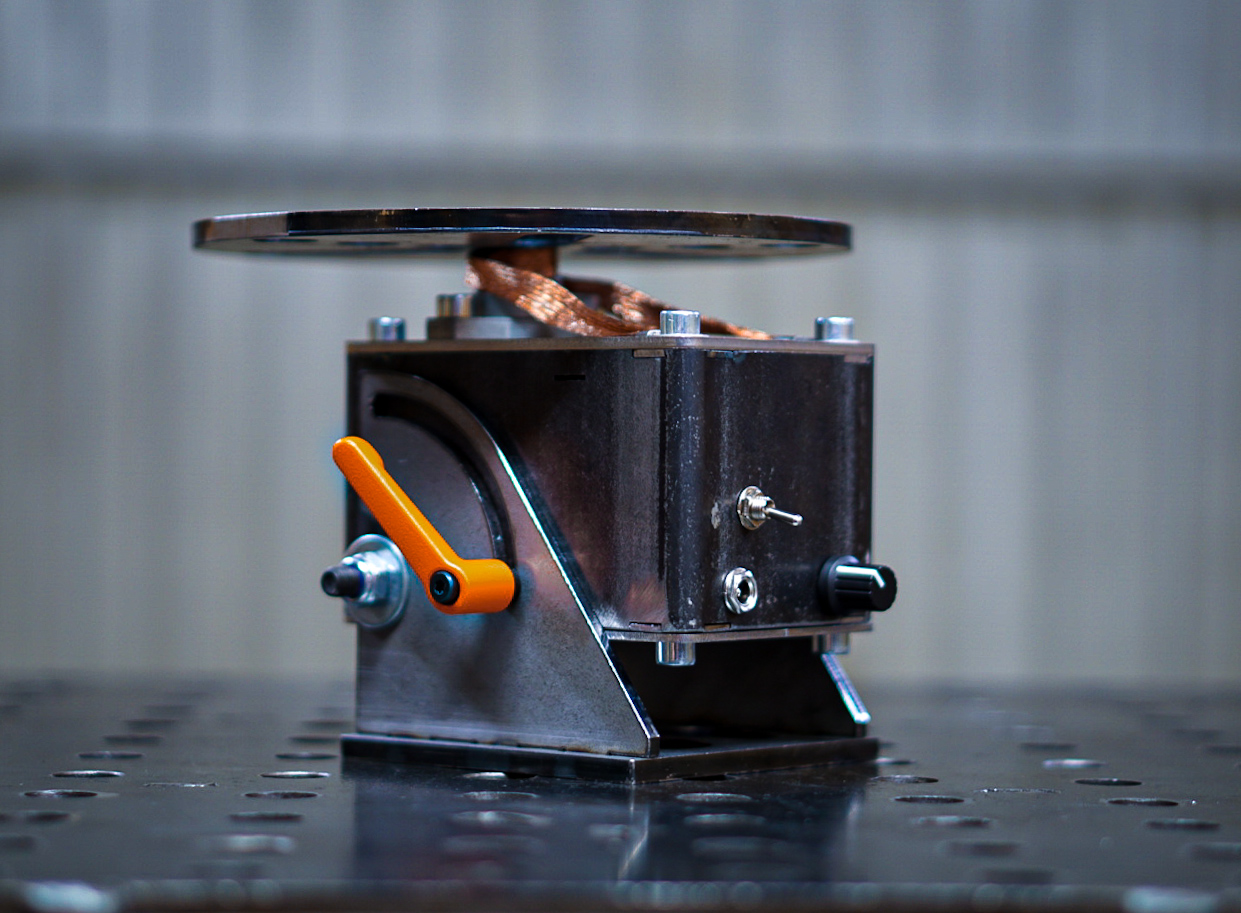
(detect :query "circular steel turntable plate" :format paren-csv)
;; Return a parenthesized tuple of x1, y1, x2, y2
(193, 208, 850, 259)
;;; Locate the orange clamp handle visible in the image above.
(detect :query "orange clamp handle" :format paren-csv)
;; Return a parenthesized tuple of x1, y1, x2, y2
(332, 436, 515, 615)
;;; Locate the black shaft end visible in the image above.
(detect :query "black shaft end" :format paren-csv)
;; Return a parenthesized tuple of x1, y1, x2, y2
(429, 570, 460, 605)
(321, 564, 365, 599)
(817, 556, 898, 616)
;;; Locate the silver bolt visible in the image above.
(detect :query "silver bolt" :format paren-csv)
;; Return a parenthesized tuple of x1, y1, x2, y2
(814, 316, 855, 342)
(658, 309, 702, 336)
(811, 632, 851, 655)
(368, 316, 406, 341)
(435, 293, 472, 317)
(736, 486, 803, 530)
(656, 640, 696, 666)
(723, 567, 759, 614)
(322, 534, 412, 629)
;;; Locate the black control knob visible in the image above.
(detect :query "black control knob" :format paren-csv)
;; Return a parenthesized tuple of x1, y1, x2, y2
(817, 556, 897, 616)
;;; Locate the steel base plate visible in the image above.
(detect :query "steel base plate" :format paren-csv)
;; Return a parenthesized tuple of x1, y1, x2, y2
(340, 731, 879, 783)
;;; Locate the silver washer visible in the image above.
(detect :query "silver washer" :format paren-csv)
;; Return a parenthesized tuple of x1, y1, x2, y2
(337, 534, 414, 629)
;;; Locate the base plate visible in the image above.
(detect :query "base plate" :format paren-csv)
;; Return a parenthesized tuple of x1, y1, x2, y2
(341, 731, 879, 784)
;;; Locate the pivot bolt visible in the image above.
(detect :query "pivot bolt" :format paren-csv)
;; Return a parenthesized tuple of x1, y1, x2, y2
(320, 534, 413, 629)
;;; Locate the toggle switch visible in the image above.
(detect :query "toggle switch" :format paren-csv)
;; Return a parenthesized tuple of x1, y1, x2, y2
(736, 485, 803, 530)
(331, 436, 515, 615)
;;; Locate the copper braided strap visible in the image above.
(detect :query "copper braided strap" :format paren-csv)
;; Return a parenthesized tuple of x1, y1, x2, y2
(466, 256, 771, 339)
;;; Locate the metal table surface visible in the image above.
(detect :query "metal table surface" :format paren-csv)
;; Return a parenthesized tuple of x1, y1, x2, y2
(2, 678, 1239, 913)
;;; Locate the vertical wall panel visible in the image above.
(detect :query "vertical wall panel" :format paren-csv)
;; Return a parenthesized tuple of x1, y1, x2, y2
(0, 1, 1237, 684)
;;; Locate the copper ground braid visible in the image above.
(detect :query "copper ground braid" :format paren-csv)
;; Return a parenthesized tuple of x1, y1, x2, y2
(564, 275, 772, 339)
(466, 256, 771, 339)
(466, 257, 636, 336)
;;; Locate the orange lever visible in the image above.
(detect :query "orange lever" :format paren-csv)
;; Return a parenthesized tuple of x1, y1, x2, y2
(332, 436, 515, 615)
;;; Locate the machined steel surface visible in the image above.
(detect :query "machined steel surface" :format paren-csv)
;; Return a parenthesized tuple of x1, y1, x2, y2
(3, 678, 1241, 913)
(192, 209, 850, 259)
(348, 372, 656, 758)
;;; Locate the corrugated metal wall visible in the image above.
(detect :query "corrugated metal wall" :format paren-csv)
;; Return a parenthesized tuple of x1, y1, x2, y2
(2, 1, 1238, 684)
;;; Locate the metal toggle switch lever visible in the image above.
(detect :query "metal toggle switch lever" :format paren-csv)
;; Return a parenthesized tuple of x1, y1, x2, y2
(331, 436, 515, 615)
(736, 485, 803, 530)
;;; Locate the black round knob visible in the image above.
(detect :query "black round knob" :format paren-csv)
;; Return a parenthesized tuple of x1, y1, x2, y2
(320, 564, 365, 599)
(817, 556, 897, 616)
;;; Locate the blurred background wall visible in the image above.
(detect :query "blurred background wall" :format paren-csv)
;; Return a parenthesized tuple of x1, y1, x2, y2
(1, 0, 1238, 685)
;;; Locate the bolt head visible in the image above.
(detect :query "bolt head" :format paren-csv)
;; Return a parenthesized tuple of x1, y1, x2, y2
(429, 570, 460, 605)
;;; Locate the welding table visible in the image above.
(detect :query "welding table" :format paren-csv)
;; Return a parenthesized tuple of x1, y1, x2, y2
(1, 679, 1239, 912)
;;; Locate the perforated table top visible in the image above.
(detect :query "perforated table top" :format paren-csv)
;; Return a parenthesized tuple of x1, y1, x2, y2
(2, 679, 1239, 912)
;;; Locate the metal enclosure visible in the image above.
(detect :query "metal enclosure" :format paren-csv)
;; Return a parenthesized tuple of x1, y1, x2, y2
(340, 334, 881, 780)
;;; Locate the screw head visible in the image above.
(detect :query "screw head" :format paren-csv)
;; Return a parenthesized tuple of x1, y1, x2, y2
(429, 570, 460, 605)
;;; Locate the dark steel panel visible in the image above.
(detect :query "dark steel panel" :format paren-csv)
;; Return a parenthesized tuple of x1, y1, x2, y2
(346, 339, 874, 634)
(193, 208, 850, 259)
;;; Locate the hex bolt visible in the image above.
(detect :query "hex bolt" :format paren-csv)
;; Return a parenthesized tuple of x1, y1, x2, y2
(435, 293, 472, 317)
(814, 316, 855, 342)
(811, 632, 851, 655)
(658, 309, 702, 335)
(368, 316, 406, 341)
(656, 641, 696, 667)
(319, 534, 412, 630)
